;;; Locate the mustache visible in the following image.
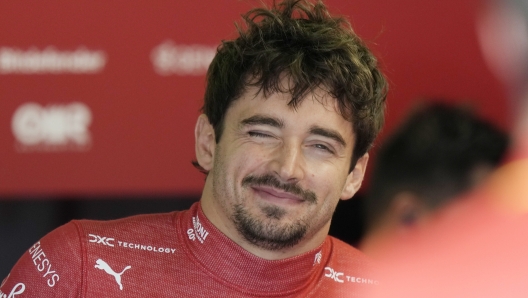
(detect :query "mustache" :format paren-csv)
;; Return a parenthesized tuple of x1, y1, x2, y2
(242, 174, 317, 204)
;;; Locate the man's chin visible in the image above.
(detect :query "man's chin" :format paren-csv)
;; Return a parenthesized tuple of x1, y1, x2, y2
(260, 204, 287, 220)
(242, 228, 307, 251)
(233, 203, 309, 250)
(239, 218, 307, 250)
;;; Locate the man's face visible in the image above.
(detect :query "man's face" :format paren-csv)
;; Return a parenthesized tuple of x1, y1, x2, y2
(207, 86, 365, 251)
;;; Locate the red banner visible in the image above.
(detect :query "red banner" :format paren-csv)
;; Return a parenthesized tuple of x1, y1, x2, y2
(0, 0, 509, 197)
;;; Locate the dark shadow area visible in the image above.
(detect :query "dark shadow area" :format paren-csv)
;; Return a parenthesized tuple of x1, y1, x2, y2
(329, 194, 366, 248)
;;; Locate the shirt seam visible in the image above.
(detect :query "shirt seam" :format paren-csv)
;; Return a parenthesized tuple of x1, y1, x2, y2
(72, 221, 87, 298)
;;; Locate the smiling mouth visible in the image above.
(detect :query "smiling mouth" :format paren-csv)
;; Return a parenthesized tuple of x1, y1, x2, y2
(242, 174, 317, 204)
(251, 185, 305, 204)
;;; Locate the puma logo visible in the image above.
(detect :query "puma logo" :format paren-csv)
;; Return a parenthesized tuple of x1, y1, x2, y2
(94, 259, 131, 290)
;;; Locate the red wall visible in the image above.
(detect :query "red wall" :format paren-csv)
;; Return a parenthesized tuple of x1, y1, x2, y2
(0, 0, 508, 197)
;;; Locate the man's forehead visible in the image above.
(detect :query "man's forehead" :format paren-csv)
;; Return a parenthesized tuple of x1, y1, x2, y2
(238, 85, 352, 120)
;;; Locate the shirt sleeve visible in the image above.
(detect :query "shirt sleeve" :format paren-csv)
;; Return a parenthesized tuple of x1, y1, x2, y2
(0, 221, 84, 298)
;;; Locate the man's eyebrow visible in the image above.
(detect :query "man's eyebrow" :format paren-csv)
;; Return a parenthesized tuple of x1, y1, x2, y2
(310, 126, 347, 147)
(240, 115, 284, 128)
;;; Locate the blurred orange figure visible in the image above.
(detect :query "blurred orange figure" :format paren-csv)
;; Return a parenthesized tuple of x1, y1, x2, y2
(367, 0, 528, 296)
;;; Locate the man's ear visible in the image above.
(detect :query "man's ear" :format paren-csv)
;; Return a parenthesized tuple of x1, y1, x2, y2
(340, 153, 369, 200)
(390, 192, 426, 226)
(195, 114, 216, 172)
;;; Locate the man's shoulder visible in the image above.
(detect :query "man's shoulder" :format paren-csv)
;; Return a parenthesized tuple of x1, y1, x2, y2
(1, 221, 83, 296)
(72, 210, 186, 249)
(74, 210, 181, 231)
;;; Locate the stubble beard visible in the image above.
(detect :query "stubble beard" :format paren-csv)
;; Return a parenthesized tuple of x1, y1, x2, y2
(232, 202, 309, 251)
(230, 174, 318, 251)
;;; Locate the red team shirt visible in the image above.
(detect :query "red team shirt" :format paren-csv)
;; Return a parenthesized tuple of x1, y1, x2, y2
(366, 143, 528, 298)
(1, 202, 377, 297)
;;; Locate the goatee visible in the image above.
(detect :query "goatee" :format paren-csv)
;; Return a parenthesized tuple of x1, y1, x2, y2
(231, 174, 317, 250)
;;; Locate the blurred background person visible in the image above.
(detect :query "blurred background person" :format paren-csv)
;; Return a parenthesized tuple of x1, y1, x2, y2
(360, 101, 509, 256)
(367, 0, 528, 296)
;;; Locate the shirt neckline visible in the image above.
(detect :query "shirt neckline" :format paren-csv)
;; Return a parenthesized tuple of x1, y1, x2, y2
(175, 202, 331, 296)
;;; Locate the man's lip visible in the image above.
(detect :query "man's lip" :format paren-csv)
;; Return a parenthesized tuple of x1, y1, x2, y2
(251, 185, 304, 202)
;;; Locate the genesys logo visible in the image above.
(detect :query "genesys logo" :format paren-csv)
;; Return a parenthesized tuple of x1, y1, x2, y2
(11, 102, 92, 152)
(150, 39, 216, 76)
(0, 283, 26, 298)
(29, 241, 60, 287)
(0, 46, 106, 74)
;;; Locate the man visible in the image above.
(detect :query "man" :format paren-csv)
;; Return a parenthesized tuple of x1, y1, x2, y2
(1, 0, 387, 297)
(361, 102, 508, 256)
(366, 0, 528, 296)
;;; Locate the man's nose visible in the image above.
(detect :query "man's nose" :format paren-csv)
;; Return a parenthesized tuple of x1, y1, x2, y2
(271, 142, 305, 183)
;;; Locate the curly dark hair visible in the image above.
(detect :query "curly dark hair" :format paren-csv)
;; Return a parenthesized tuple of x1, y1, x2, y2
(364, 101, 509, 230)
(195, 0, 387, 173)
